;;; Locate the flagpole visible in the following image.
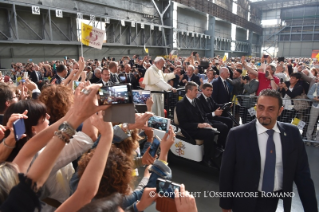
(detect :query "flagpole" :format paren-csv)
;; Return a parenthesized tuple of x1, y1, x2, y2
(78, 17, 84, 58)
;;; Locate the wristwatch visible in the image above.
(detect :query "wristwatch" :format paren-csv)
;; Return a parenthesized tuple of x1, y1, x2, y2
(58, 121, 76, 138)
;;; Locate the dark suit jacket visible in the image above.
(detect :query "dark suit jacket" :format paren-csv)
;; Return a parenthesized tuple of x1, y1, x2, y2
(179, 74, 200, 87)
(30, 71, 43, 84)
(118, 73, 138, 89)
(110, 73, 119, 84)
(50, 74, 63, 85)
(176, 96, 210, 135)
(89, 76, 101, 84)
(197, 94, 223, 120)
(219, 120, 317, 212)
(212, 77, 231, 104)
(279, 81, 303, 99)
(95, 79, 114, 86)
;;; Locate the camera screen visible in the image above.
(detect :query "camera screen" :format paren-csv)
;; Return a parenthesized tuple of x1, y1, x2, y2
(73, 81, 80, 90)
(157, 180, 180, 199)
(98, 85, 131, 105)
(132, 90, 150, 104)
(147, 116, 169, 131)
(119, 75, 126, 83)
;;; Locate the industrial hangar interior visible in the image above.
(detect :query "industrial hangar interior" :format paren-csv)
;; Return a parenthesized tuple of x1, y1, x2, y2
(0, 0, 319, 212)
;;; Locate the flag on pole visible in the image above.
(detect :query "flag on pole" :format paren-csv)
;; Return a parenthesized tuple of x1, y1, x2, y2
(144, 44, 149, 54)
(81, 22, 105, 49)
(316, 53, 319, 61)
(222, 55, 227, 62)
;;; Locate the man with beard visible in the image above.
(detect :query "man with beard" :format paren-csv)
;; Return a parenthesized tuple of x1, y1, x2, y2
(219, 89, 317, 212)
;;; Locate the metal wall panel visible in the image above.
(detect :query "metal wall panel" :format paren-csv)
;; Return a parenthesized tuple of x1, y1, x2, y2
(236, 27, 247, 42)
(177, 7, 207, 33)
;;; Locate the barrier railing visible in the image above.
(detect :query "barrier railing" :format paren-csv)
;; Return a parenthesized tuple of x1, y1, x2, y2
(232, 95, 319, 145)
(0, 69, 14, 78)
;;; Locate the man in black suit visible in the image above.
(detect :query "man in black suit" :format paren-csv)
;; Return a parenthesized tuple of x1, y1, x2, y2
(179, 65, 200, 87)
(119, 64, 138, 89)
(109, 61, 119, 84)
(197, 83, 232, 148)
(212, 67, 231, 105)
(176, 81, 219, 168)
(220, 89, 317, 212)
(30, 65, 43, 88)
(96, 68, 114, 86)
(50, 64, 67, 85)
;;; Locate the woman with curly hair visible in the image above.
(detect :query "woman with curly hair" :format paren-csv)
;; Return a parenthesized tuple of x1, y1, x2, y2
(39, 85, 73, 124)
(77, 145, 133, 199)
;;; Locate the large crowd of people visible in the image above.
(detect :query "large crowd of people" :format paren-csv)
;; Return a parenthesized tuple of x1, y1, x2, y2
(0, 52, 318, 211)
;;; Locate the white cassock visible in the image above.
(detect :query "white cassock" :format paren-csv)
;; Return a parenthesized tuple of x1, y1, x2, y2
(143, 64, 176, 117)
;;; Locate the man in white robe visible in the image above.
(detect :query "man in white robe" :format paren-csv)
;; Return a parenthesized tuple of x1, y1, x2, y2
(143, 57, 177, 117)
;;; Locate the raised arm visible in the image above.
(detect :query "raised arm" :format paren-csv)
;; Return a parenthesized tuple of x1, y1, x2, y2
(241, 56, 258, 77)
(25, 83, 109, 188)
(56, 112, 113, 212)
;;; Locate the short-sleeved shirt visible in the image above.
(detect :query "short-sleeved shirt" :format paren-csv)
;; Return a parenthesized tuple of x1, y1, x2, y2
(256, 72, 279, 96)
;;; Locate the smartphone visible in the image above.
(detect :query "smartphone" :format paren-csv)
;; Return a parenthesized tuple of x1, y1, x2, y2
(280, 78, 284, 83)
(28, 59, 32, 62)
(119, 75, 126, 83)
(264, 55, 269, 58)
(23, 72, 28, 79)
(185, 62, 190, 66)
(156, 178, 181, 199)
(193, 52, 197, 56)
(265, 70, 269, 78)
(94, 59, 98, 61)
(149, 135, 161, 157)
(147, 116, 171, 132)
(98, 84, 133, 105)
(64, 56, 68, 60)
(112, 58, 116, 61)
(13, 118, 26, 142)
(132, 90, 151, 104)
(73, 80, 80, 91)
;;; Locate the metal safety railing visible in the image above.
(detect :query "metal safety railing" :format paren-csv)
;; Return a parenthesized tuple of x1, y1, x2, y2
(232, 95, 319, 145)
(0, 69, 14, 78)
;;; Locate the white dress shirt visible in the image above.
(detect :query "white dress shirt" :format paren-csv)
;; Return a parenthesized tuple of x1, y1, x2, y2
(185, 95, 194, 105)
(256, 120, 283, 192)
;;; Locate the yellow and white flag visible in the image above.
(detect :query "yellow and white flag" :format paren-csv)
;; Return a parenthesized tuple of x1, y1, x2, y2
(144, 44, 149, 54)
(291, 117, 306, 130)
(222, 55, 227, 62)
(81, 22, 105, 49)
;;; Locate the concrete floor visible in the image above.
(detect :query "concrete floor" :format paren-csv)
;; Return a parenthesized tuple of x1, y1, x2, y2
(139, 145, 319, 212)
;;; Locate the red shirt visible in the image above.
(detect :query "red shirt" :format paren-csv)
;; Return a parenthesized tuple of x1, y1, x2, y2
(256, 72, 279, 96)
